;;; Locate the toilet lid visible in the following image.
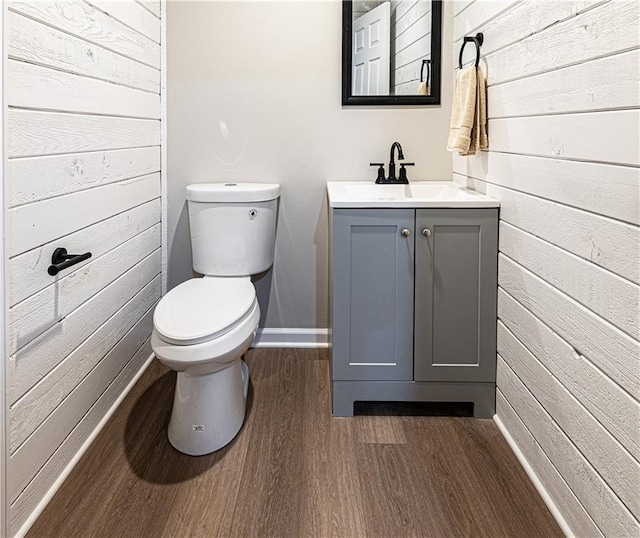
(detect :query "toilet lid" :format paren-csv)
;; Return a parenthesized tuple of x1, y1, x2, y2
(154, 277, 256, 345)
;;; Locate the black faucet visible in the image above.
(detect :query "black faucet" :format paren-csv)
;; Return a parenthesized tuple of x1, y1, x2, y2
(388, 142, 404, 182)
(370, 141, 415, 184)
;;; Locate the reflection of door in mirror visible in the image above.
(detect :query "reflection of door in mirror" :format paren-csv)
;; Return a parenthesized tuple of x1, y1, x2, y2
(352, 2, 390, 96)
(353, 1, 433, 96)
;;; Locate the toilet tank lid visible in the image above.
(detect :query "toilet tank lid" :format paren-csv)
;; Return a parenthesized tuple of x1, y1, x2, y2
(186, 183, 280, 203)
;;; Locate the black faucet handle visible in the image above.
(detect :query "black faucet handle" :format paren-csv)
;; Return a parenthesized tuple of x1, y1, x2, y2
(370, 163, 386, 183)
(398, 162, 415, 183)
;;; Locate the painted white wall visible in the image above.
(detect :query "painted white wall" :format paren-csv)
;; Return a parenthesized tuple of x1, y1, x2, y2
(167, 0, 453, 331)
(453, 1, 640, 536)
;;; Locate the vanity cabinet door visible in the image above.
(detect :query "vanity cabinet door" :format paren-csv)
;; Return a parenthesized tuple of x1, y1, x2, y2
(332, 209, 414, 381)
(414, 209, 498, 382)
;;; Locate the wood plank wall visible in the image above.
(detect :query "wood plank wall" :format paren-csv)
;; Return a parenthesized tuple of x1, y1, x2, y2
(452, 1, 639, 536)
(5, 1, 162, 535)
(391, 0, 432, 95)
(354, 0, 433, 96)
(1, 5, 7, 538)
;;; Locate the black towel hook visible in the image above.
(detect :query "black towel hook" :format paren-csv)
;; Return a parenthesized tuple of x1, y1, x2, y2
(420, 59, 431, 86)
(458, 32, 484, 69)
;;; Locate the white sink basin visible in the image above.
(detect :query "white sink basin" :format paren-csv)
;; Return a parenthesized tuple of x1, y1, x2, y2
(327, 181, 500, 208)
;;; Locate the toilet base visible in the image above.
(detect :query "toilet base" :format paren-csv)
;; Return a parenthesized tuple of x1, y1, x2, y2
(168, 359, 249, 456)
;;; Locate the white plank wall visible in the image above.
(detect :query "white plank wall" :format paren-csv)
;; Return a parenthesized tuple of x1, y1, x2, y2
(0, 5, 7, 538)
(391, 0, 432, 95)
(453, 1, 640, 536)
(4, 1, 162, 535)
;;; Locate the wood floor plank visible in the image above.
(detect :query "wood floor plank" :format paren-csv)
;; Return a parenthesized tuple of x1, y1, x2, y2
(229, 349, 308, 538)
(26, 349, 562, 538)
(297, 349, 333, 538)
(400, 418, 491, 537)
(80, 364, 177, 537)
(450, 419, 561, 537)
(355, 415, 408, 445)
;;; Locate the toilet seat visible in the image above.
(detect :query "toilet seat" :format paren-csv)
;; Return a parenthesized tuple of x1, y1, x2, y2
(153, 276, 256, 346)
(151, 299, 260, 374)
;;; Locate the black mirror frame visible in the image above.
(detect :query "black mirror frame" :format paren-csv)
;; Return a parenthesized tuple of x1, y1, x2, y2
(342, 0, 442, 106)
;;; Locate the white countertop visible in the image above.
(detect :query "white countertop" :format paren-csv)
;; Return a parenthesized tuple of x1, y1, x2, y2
(327, 181, 500, 208)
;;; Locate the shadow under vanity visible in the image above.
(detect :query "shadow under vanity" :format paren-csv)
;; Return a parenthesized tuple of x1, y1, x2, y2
(327, 182, 499, 417)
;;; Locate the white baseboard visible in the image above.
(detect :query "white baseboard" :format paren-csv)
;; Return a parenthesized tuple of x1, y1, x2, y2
(14, 352, 156, 538)
(252, 328, 329, 348)
(493, 414, 572, 538)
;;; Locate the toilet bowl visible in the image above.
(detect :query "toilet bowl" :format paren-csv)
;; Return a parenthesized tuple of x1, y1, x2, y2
(152, 276, 260, 455)
(151, 182, 280, 456)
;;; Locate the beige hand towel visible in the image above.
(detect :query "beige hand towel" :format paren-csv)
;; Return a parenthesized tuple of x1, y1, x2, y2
(447, 67, 477, 154)
(450, 69, 489, 157)
(477, 67, 488, 151)
(417, 82, 430, 95)
(464, 67, 489, 156)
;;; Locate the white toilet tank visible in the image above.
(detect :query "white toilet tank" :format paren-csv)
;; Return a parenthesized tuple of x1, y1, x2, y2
(186, 183, 280, 276)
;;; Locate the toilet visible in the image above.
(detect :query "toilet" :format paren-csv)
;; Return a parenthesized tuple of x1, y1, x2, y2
(151, 182, 280, 456)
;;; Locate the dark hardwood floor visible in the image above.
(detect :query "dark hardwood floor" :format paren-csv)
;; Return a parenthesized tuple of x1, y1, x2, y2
(28, 349, 562, 537)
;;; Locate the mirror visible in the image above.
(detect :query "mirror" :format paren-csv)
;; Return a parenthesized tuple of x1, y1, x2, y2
(342, 0, 442, 106)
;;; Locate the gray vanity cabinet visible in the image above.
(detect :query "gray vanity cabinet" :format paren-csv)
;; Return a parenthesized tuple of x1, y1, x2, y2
(331, 207, 498, 418)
